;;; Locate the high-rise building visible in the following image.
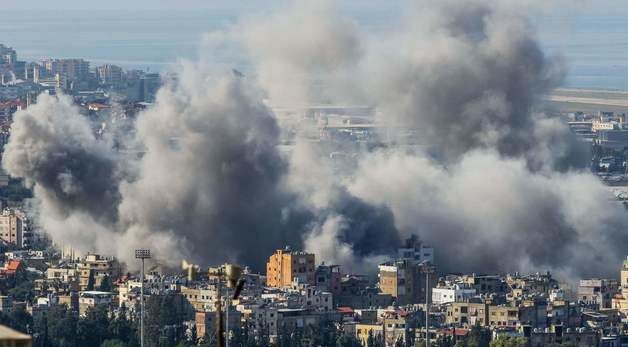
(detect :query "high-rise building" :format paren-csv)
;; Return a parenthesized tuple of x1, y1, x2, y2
(0, 45, 17, 67)
(41, 58, 90, 83)
(141, 73, 161, 102)
(97, 64, 123, 86)
(266, 247, 316, 287)
(0, 209, 32, 248)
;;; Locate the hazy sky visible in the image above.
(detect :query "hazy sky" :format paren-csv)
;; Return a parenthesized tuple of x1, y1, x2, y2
(2, 0, 400, 11)
(3, 0, 627, 17)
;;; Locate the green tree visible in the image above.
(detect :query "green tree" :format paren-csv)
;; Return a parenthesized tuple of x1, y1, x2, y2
(108, 313, 137, 346)
(99, 275, 113, 292)
(336, 334, 361, 347)
(47, 304, 79, 347)
(145, 293, 188, 347)
(86, 270, 96, 291)
(9, 306, 33, 333)
(489, 336, 528, 347)
(77, 305, 111, 347)
(101, 339, 127, 347)
(32, 310, 49, 347)
(466, 325, 491, 347)
(8, 279, 35, 302)
(175, 342, 196, 347)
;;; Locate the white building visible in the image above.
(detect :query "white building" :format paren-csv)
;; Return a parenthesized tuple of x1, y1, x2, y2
(431, 285, 476, 305)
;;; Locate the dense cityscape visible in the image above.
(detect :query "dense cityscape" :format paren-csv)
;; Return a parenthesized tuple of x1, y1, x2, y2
(2, 1, 628, 347)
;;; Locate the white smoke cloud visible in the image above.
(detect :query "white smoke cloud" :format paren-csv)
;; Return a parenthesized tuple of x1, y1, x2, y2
(348, 150, 628, 278)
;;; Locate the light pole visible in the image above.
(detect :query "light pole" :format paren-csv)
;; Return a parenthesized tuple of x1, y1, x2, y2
(135, 249, 151, 347)
(421, 263, 435, 347)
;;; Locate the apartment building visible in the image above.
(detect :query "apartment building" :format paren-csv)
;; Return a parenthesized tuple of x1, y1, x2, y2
(78, 254, 116, 291)
(0, 209, 32, 248)
(266, 248, 315, 287)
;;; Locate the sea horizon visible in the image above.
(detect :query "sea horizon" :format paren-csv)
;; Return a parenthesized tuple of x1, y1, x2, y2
(3, 7, 628, 91)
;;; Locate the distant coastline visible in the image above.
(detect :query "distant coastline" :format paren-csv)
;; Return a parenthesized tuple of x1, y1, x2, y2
(547, 88, 628, 112)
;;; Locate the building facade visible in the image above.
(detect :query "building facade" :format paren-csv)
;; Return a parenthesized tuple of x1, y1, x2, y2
(266, 248, 315, 287)
(78, 254, 116, 291)
(0, 209, 32, 248)
(378, 260, 436, 305)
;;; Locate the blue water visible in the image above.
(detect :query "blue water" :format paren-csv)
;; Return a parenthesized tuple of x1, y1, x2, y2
(2, 5, 628, 90)
(536, 8, 628, 90)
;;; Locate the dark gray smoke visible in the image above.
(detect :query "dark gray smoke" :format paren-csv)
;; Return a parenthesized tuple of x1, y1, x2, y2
(2, 66, 400, 270)
(233, 0, 623, 278)
(115, 70, 307, 267)
(287, 141, 400, 272)
(2, 95, 121, 222)
(3, 0, 625, 279)
(368, 0, 576, 166)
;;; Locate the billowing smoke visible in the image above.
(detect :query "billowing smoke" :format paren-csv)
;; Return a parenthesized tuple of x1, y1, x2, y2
(115, 67, 307, 267)
(349, 150, 628, 278)
(203, 0, 366, 106)
(288, 142, 400, 273)
(3, 0, 625, 278)
(2, 94, 120, 222)
(2, 64, 398, 270)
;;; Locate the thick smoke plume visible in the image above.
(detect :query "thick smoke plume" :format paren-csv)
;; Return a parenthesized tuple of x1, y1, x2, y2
(3, 65, 398, 270)
(3, 0, 626, 278)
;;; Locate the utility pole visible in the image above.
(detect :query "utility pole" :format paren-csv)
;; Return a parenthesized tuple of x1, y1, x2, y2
(422, 263, 435, 347)
(226, 288, 230, 347)
(425, 270, 429, 347)
(135, 249, 151, 347)
(216, 275, 224, 347)
(209, 264, 243, 347)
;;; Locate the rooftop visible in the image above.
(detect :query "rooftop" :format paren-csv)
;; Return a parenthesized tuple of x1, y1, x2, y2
(0, 324, 30, 341)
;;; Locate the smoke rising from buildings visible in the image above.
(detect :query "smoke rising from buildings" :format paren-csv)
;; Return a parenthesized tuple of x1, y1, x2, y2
(2, 65, 400, 270)
(2, 0, 625, 277)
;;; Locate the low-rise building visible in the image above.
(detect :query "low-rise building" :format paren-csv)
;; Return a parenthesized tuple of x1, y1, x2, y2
(446, 302, 488, 327)
(0, 324, 32, 347)
(78, 291, 114, 316)
(578, 278, 618, 309)
(378, 260, 436, 305)
(432, 284, 476, 305)
(77, 254, 116, 291)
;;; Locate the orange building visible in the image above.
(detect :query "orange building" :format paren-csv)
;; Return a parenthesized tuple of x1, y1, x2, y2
(266, 248, 315, 287)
